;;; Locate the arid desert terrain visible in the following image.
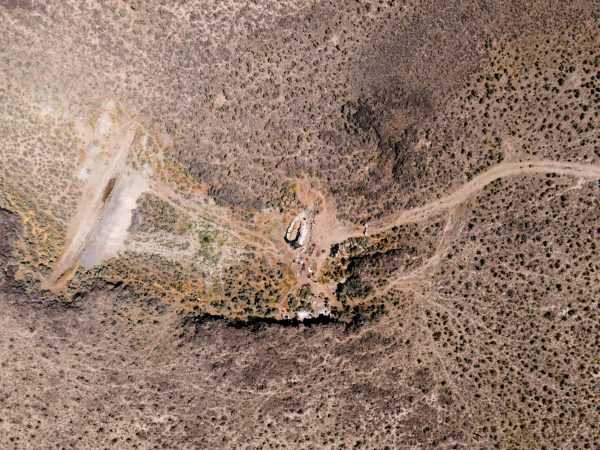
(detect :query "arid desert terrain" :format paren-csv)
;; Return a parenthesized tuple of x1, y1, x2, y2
(0, 0, 599, 448)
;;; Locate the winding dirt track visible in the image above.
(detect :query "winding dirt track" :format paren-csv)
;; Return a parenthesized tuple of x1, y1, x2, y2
(366, 160, 600, 236)
(327, 159, 600, 303)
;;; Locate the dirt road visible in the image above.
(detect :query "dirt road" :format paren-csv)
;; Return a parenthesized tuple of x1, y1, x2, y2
(366, 160, 600, 237)
(332, 159, 600, 301)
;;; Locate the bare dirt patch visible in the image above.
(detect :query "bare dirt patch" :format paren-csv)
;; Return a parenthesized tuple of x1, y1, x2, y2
(42, 101, 145, 289)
